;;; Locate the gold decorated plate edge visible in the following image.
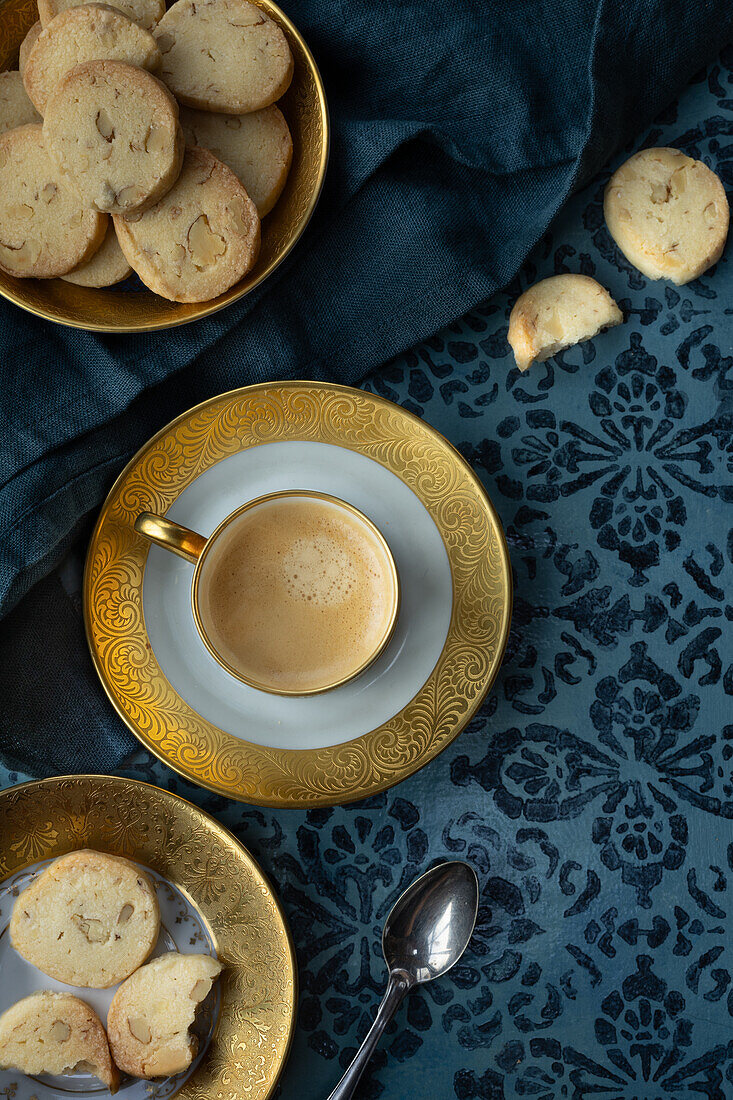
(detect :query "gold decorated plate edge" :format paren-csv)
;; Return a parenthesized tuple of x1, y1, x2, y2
(83, 380, 513, 807)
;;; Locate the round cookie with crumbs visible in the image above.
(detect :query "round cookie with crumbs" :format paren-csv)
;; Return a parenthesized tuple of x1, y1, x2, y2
(180, 104, 292, 217)
(155, 0, 293, 113)
(107, 952, 222, 1078)
(38, 0, 165, 32)
(43, 60, 183, 215)
(24, 4, 161, 115)
(508, 274, 623, 372)
(19, 22, 42, 78)
(604, 147, 729, 285)
(0, 123, 105, 277)
(62, 220, 131, 285)
(114, 145, 260, 302)
(0, 70, 40, 137)
(0, 991, 119, 1093)
(9, 848, 160, 988)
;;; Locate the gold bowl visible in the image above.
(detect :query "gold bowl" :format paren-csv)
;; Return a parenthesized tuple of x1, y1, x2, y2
(0, 0, 328, 331)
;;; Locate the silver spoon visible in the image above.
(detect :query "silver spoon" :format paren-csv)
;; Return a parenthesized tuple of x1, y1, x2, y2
(326, 860, 479, 1100)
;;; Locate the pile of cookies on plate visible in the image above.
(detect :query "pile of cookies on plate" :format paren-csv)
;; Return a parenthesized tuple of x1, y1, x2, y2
(0, 850, 222, 1091)
(0, 0, 293, 301)
(507, 146, 730, 371)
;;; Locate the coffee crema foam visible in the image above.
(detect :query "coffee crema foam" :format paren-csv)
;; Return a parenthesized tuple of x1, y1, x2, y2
(197, 497, 396, 692)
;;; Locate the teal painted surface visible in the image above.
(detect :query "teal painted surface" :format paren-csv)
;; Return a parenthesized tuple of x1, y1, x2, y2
(3, 55, 733, 1100)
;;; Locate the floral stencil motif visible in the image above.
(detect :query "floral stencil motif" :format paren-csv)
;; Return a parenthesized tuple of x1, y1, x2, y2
(485, 955, 733, 1100)
(452, 640, 733, 909)
(505, 334, 731, 587)
(592, 955, 692, 1084)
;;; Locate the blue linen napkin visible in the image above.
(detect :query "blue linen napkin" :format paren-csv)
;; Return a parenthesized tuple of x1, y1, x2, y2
(2, 0, 731, 616)
(0, 1, 731, 775)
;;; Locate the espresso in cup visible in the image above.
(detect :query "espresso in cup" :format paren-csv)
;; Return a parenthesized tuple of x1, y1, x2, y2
(195, 494, 398, 694)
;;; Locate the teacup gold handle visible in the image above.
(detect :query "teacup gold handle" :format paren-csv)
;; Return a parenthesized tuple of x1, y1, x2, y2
(134, 512, 207, 564)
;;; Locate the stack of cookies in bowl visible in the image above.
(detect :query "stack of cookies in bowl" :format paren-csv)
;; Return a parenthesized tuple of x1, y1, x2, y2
(0, 0, 296, 302)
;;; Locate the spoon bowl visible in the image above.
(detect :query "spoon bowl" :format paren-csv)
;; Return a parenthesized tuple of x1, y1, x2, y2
(383, 860, 479, 984)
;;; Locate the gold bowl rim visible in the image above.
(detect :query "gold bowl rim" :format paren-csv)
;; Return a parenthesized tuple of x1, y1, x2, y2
(0, 0, 329, 332)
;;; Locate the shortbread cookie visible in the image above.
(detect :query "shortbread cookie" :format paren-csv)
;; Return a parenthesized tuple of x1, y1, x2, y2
(44, 60, 183, 214)
(24, 4, 161, 115)
(0, 991, 119, 1093)
(10, 848, 160, 987)
(604, 147, 730, 284)
(38, 0, 165, 32)
(62, 220, 131, 285)
(508, 274, 623, 372)
(0, 123, 105, 277)
(107, 953, 222, 1078)
(114, 145, 260, 301)
(19, 21, 42, 77)
(155, 0, 293, 113)
(0, 71, 40, 136)
(180, 104, 292, 217)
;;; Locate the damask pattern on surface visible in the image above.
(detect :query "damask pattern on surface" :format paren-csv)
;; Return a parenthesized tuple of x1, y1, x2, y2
(3, 49, 733, 1100)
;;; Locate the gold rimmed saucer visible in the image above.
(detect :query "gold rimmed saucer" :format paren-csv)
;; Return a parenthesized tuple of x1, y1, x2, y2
(84, 382, 512, 806)
(0, 0, 328, 331)
(0, 774, 296, 1100)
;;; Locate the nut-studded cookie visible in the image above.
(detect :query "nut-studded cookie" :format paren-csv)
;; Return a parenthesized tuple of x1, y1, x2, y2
(0, 992, 119, 1093)
(24, 4, 161, 115)
(0, 123, 105, 277)
(9, 848, 160, 987)
(19, 21, 42, 77)
(0, 71, 40, 137)
(43, 60, 183, 214)
(604, 147, 730, 285)
(155, 0, 293, 113)
(38, 0, 165, 32)
(107, 953, 222, 1078)
(62, 219, 131, 285)
(114, 145, 260, 301)
(180, 104, 292, 217)
(508, 274, 623, 372)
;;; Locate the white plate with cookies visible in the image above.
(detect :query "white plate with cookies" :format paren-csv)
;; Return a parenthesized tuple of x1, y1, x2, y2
(0, 776, 296, 1100)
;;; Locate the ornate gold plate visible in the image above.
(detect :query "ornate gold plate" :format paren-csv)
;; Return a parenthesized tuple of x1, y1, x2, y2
(0, 0, 328, 331)
(84, 382, 512, 806)
(0, 774, 296, 1100)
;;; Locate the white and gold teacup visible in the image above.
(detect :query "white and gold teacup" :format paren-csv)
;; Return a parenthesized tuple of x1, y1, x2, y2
(135, 490, 400, 697)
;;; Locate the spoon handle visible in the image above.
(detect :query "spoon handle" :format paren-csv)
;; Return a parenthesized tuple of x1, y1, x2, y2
(325, 972, 410, 1100)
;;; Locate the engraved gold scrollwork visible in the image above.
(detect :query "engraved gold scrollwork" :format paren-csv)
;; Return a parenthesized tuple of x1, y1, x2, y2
(0, 776, 296, 1100)
(84, 382, 513, 806)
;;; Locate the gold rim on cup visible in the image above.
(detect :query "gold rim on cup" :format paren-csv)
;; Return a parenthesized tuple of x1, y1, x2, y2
(134, 489, 402, 696)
